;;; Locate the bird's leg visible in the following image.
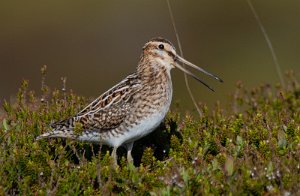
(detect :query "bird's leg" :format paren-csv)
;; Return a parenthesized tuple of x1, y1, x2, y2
(111, 147, 118, 166)
(125, 142, 134, 164)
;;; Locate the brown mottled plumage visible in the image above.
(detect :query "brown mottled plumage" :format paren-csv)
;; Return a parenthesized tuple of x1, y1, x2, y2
(36, 37, 222, 165)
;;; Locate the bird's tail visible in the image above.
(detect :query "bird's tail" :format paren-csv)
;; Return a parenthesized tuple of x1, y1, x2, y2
(35, 132, 51, 141)
(35, 129, 76, 141)
(36, 116, 79, 141)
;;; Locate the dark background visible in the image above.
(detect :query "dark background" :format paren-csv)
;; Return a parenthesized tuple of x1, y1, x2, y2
(0, 1, 299, 111)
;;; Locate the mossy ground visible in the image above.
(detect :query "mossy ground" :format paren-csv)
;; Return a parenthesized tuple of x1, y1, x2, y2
(0, 70, 299, 195)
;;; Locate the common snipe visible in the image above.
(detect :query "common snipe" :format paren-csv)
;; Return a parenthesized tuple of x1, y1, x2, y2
(36, 37, 222, 164)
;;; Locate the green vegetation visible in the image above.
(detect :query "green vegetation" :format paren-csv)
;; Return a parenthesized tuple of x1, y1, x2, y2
(0, 70, 299, 195)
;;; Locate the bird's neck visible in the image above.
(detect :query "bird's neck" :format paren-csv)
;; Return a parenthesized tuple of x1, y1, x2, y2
(137, 56, 172, 82)
(135, 57, 173, 110)
(136, 57, 173, 99)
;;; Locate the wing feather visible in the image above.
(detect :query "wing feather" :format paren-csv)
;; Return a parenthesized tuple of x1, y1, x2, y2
(51, 73, 141, 132)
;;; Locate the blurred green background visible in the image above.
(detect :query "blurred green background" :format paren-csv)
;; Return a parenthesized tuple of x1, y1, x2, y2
(0, 0, 299, 111)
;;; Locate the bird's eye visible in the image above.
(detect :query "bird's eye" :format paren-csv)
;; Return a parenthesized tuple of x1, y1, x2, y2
(158, 44, 164, 49)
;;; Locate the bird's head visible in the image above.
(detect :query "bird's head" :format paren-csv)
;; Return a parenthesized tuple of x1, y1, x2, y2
(141, 37, 223, 91)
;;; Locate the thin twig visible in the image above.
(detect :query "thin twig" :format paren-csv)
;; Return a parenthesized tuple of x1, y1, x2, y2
(61, 76, 67, 102)
(247, 0, 285, 87)
(166, 0, 202, 116)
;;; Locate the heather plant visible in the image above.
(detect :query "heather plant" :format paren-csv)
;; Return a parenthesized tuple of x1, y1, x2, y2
(0, 69, 299, 195)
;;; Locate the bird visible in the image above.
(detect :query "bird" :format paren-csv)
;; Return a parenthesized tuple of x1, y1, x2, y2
(36, 37, 223, 165)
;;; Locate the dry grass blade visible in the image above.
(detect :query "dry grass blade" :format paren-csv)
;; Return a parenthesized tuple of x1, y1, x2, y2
(247, 0, 285, 87)
(166, 0, 203, 116)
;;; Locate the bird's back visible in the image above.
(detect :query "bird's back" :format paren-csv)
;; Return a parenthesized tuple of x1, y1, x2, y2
(36, 73, 142, 141)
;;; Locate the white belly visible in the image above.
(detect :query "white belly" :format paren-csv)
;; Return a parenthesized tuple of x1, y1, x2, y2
(77, 107, 169, 147)
(109, 109, 167, 147)
(77, 94, 171, 147)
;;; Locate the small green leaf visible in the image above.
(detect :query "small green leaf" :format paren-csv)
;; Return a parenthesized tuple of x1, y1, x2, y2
(267, 161, 273, 174)
(225, 156, 234, 176)
(236, 135, 243, 146)
(3, 118, 9, 130)
(278, 128, 287, 149)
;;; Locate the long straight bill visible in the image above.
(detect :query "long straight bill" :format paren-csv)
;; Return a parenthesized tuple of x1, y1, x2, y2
(174, 63, 215, 92)
(175, 55, 223, 83)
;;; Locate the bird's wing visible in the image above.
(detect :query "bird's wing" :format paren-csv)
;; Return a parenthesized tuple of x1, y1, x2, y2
(51, 73, 141, 131)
